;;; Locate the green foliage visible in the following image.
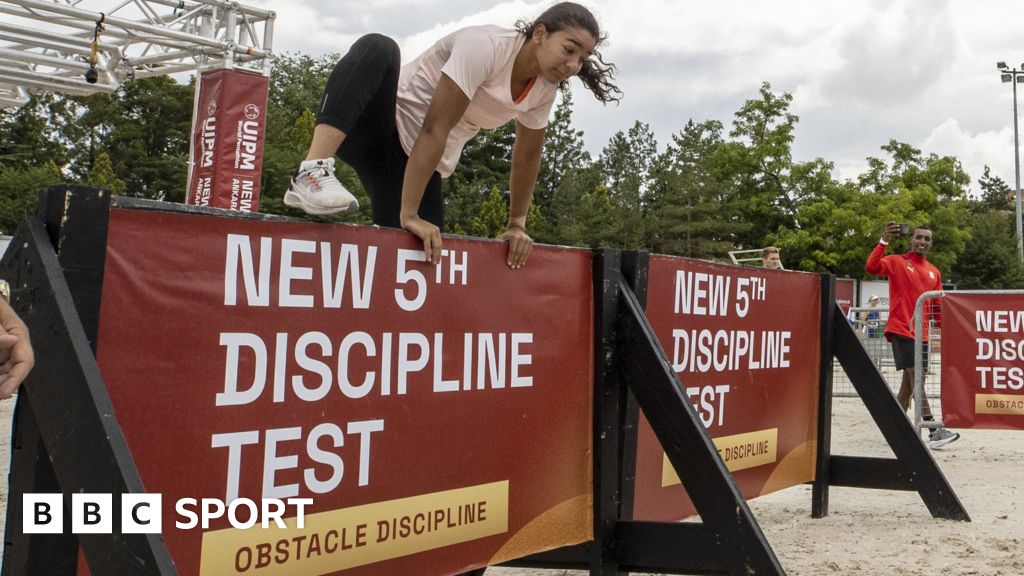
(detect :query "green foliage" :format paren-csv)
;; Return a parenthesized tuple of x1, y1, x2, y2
(84, 152, 125, 195)
(723, 82, 800, 248)
(442, 123, 516, 235)
(1, 55, 1018, 285)
(469, 187, 510, 238)
(976, 165, 1014, 212)
(537, 163, 608, 247)
(536, 92, 590, 214)
(648, 119, 749, 259)
(600, 121, 657, 249)
(0, 94, 74, 169)
(75, 77, 193, 201)
(267, 53, 338, 137)
(0, 161, 63, 234)
(950, 211, 1024, 289)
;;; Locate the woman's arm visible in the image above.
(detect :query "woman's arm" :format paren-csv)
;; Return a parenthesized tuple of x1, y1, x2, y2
(400, 74, 470, 264)
(501, 121, 546, 268)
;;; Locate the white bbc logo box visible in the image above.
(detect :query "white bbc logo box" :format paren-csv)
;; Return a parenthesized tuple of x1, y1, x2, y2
(23, 494, 162, 534)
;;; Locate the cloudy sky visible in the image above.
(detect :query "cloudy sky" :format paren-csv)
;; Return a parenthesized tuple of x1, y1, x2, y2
(241, 0, 1024, 195)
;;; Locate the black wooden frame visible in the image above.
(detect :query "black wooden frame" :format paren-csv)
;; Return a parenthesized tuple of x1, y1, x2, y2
(2, 189, 967, 576)
(2, 186, 176, 575)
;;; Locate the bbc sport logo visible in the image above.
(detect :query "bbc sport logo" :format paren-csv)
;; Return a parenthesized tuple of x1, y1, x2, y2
(23, 494, 312, 534)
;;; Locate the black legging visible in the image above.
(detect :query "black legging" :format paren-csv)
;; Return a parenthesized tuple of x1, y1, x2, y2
(320, 38, 478, 575)
(316, 33, 444, 229)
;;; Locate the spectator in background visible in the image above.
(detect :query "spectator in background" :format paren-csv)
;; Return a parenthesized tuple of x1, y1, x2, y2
(862, 294, 883, 339)
(761, 246, 783, 269)
(865, 222, 959, 449)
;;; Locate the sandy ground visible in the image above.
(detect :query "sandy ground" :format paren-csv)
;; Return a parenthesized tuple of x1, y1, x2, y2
(1, 397, 1021, 575)
(490, 396, 1024, 576)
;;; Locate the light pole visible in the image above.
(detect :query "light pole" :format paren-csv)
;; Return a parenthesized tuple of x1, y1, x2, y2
(997, 61, 1024, 263)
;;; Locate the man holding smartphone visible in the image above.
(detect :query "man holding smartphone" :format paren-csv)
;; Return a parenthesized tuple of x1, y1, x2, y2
(865, 222, 960, 449)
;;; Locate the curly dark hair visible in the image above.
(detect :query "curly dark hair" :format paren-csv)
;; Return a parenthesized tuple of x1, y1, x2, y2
(516, 2, 622, 104)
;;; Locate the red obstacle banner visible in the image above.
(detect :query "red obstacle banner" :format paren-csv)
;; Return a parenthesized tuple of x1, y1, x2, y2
(836, 278, 855, 317)
(633, 256, 821, 521)
(93, 208, 594, 575)
(186, 69, 268, 212)
(941, 293, 1024, 429)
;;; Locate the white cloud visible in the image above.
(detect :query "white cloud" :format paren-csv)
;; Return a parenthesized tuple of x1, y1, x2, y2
(398, 1, 540, 62)
(254, 0, 1023, 196)
(817, 0, 958, 106)
(921, 118, 1017, 194)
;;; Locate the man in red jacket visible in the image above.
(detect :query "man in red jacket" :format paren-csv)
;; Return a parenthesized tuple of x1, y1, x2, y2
(865, 222, 960, 449)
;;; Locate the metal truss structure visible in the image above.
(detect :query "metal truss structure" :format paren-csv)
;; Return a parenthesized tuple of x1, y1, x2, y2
(0, 0, 275, 108)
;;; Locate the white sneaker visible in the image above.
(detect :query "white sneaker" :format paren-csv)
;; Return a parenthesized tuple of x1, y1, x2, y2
(284, 158, 359, 215)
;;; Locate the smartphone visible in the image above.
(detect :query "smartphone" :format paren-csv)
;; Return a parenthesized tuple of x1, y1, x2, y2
(897, 223, 910, 235)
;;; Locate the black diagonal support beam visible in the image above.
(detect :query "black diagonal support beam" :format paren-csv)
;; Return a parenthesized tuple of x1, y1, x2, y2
(1, 395, 78, 575)
(1, 217, 177, 575)
(617, 280, 785, 576)
(831, 303, 969, 521)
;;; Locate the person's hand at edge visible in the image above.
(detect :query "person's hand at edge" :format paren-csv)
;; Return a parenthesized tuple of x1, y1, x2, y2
(882, 221, 900, 244)
(498, 224, 533, 269)
(401, 213, 442, 264)
(0, 300, 33, 399)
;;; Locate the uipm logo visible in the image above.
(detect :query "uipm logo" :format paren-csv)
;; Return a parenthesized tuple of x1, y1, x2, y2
(24, 494, 312, 534)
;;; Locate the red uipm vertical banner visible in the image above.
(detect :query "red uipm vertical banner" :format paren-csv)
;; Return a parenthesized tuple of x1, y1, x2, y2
(941, 293, 1024, 429)
(186, 68, 268, 212)
(633, 256, 821, 521)
(93, 208, 594, 575)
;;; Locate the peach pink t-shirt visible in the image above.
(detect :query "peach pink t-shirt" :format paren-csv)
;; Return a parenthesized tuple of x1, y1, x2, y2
(396, 25, 558, 177)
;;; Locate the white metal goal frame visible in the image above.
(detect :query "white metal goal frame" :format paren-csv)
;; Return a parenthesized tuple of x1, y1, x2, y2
(728, 248, 786, 269)
(0, 0, 275, 109)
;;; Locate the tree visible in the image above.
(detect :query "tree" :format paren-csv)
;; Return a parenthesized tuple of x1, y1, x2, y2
(266, 52, 338, 137)
(469, 187, 510, 238)
(648, 120, 748, 259)
(63, 77, 194, 201)
(541, 163, 608, 247)
(723, 82, 800, 248)
(854, 140, 971, 273)
(536, 91, 589, 216)
(768, 178, 885, 275)
(84, 152, 125, 195)
(0, 161, 63, 234)
(950, 210, 1024, 289)
(765, 136, 973, 277)
(600, 121, 657, 249)
(578, 181, 619, 248)
(976, 165, 1014, 212)
(443, 123, 516, 235)
(0, 94, 71, 169)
